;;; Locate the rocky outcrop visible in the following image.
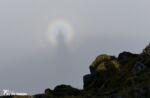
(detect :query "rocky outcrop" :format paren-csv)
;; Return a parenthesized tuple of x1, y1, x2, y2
(84, 54, 120, 89)
(82, 43, 150, 97)
(33, 43, 150, 98)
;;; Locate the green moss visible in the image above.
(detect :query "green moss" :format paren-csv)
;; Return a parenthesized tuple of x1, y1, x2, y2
(96, 62, 106, 71)
(111, 60, 120, 69)
(91, 54, 111, 68)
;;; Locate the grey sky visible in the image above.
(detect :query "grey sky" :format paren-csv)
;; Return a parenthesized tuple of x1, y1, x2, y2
(0, 0, 150, 94)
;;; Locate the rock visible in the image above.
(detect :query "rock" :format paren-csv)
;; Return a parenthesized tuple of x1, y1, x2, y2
(131, 88, 146, 98)
(83, 73, 99, 89)
(90, 54, 119, 74)
(83, 74, 93, 89)
(37, 88, 53, 98)
(83, 54, 120, 89)
(39, 43, 150, 98)
(143, 43, 150, 56)
(90, 54, 114, 73)
(132, 62, 146, 74)
(45, 88, 53, 95)
(53, 84, 81, 96)
(118, 51, 140, 72)
(118, 51, 139, 63)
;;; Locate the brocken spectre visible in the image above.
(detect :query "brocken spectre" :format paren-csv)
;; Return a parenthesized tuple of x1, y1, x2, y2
(47, 18, 74, 47)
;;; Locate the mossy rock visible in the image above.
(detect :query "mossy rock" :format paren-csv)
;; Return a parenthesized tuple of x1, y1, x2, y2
(90, 54, 120, 73)
(89, 54, 120, 75)
(84, 54, 120, 90)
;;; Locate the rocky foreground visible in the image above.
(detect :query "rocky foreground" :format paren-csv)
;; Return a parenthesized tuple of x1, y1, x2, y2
(33, 43, 150, 98)
(1, 43, 150, 98)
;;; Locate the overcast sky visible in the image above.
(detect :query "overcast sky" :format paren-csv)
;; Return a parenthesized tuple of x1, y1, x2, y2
(0, 0, 150, 94)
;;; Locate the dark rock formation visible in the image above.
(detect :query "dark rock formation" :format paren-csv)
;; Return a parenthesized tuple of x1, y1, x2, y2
(32, 43, 150, 98)
(53, 84, 81, 96)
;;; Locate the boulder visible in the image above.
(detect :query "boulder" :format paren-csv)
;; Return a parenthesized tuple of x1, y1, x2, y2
(83, 54, 120, 89)
(90, 54, 119, 74)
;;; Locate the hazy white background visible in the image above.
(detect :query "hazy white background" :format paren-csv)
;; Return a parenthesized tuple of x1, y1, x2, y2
(0, 0, 150, 94)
